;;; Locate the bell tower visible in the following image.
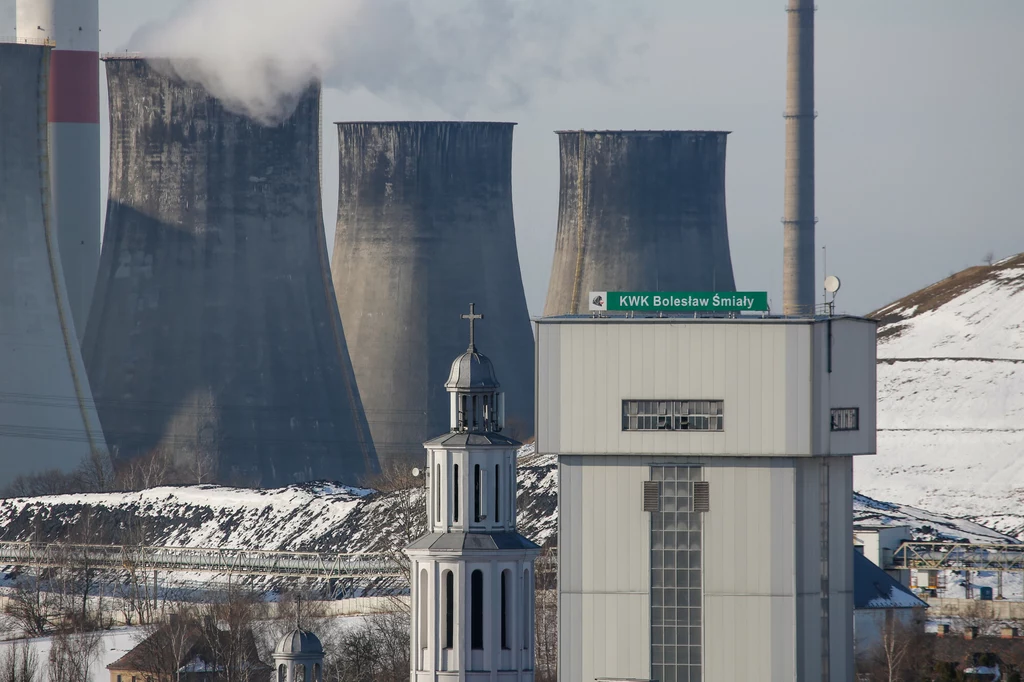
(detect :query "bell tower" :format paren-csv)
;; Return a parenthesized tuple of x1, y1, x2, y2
(406, 304, 540, 681)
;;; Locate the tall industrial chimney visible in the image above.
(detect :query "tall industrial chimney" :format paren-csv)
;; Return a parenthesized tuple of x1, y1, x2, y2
(782, 0, 816, 315)
(0, 43, 108, 488)
(331, 122, 536, 465)
(543, 130, 736, 316)
(14, 0, 101, 340)
(84, 58, 377, 486)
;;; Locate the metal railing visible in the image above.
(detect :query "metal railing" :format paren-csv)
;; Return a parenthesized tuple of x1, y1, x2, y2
(0, 541, 403, 580)
(891, 542, 1024, 572)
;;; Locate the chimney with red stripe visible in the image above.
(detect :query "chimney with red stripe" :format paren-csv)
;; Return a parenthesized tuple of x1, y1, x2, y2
(15, 0, 100, 342)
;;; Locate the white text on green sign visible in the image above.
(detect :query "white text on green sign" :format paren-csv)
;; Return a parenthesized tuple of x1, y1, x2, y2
(589, 291, 770, 312)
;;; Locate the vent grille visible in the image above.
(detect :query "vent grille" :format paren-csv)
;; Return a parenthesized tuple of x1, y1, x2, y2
(693, 481, 710, 512)
(642, 481, 660, 512)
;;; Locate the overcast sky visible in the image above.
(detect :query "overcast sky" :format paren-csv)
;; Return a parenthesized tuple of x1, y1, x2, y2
(47, 0, 1024, 316)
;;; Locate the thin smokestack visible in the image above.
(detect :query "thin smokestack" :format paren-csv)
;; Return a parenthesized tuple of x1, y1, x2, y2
(782, 0, 816, 315)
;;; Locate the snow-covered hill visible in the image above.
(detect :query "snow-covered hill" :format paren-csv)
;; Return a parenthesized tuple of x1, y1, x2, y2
(856, 252, 1024, 536)
(0, 445, 1010, 569)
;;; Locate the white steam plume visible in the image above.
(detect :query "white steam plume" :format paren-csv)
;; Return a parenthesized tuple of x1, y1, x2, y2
(129, 0, 637, 123)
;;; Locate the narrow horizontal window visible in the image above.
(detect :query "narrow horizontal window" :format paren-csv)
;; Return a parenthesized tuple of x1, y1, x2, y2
(622, 400, 724, 432)
(831, 407, 859, 432)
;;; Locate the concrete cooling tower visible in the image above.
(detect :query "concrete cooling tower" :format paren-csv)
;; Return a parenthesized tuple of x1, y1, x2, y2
(332, 122, 535, 464)
(543, 131, 736, 316)
(0, 43, 107, 487)
(83, 58, 377, 486)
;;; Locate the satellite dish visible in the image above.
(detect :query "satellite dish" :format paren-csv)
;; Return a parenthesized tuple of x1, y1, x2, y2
(824, 275, 841, 294)
(411, 467, 421, 478)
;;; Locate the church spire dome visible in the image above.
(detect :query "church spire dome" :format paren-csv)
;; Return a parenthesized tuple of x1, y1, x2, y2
(446, 303, 504, 433)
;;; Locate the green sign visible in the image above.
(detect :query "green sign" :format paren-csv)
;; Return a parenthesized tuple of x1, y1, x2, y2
(589, 291, 770, 313)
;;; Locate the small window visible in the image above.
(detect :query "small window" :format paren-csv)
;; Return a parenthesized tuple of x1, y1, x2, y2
(453, 464, 460, 522)
(501, 569, 511, 650)
(622, 400, 724, 431)
(831, 407, 859, 431)
(444, 570, 455, 648)
(494, 464, 501, 523)
(471, 569, 484, 650)
(294, 663, 305, 682)
(474, 464, 482, 522)
(278, 668, 287, 682)
(435, 464, 441, 521)
(313, 664, 322, 682)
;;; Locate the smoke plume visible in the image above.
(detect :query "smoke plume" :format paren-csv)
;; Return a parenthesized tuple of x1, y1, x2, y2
(129, 0, 634, 123)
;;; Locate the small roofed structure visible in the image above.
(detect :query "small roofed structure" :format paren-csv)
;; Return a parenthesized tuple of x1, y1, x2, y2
(854, 551, 928, 653)
(272, 629, 324, 682)
(107, 618, 268, 682)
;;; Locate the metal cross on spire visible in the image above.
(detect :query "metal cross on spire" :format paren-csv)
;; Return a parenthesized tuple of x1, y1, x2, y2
(462, 303, 484, 350)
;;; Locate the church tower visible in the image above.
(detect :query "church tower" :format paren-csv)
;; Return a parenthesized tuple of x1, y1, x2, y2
(406, 304, 540, 681)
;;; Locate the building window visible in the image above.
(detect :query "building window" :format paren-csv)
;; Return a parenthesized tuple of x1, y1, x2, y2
(501, 569, 511, 650)
(622, 400, 724, 431)
(522, 568, 531, 650)
(474, 464, 482, 522)
(419, 569, 429, 650)
(453, 464, 460, 522)
(471, 569, 484, 650)
(443, 570, 454, 648)
(494, 464, 501, 523)
(650, 465, 703, 682)
(294, 663, 305, 682)
(435, 464, 441, 522)
(278, 666, 286, 682)
(313, 663, 321, 682)
(831, 407, 859, 431)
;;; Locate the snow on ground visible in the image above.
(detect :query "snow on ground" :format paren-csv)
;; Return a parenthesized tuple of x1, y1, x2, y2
(856, 253, 1024, 539)
(0, 626, 142, 682)
(854, 492, 1015, 544)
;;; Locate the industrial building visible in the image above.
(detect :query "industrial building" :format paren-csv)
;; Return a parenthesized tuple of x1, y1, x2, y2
(543, 131, 735, 317)
(83, 58, 375, 486)
(0, 42, 107, 486)
(537, 310, 877, 682)
(332, 122, 535, 466)
(13, 0, 101, 340)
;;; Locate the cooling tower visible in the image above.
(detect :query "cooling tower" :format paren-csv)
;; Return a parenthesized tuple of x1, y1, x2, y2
(543, 130, 736, 316)
(782, 0, 817, 315)
(83, 58, 377, 486)
(332, 122, 535, 464)
(15, 0, 101, 340)
(0, 43, 107, 487)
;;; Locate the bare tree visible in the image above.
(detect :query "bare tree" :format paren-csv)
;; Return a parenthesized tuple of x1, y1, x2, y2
(131, 607, 203, 682)
(47, 629, 101, 682)
(984, 251, 995, 266)
(857, 611, 932, 682)
(0, 639, 39, 682)
(75, 449, 116, 493)
(534, 547, 558, 682)
(4, 572, 56, 636)
(199, 585, 268, 682)
(323, 611, 409, 682)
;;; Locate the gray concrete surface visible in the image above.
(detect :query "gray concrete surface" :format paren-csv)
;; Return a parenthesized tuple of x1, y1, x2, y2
(782, 0, 817, 315)
(331, 122, 535, 465)
(0, 43, 108, 487)
(83, 58, 376, 486)
(543, 131, 736, 316)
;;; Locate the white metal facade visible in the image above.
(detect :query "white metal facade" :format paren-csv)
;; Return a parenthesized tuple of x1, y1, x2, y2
(537, 317, 876, 682)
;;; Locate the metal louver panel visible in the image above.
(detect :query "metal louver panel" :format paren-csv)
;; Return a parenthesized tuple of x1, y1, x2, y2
(643, 481, 660, 512)
(694, 481, 710, 512)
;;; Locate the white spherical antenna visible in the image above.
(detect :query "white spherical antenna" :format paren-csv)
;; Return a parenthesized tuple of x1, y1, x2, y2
(824, 275, 841, 294)
(411, 467, 421, 478)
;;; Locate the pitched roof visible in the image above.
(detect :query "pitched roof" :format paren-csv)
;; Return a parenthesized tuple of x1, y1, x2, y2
(854, 551, 928, 609)
(107, 624, 268, 673)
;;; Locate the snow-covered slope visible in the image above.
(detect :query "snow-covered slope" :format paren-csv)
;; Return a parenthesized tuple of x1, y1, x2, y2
(856, 252, 1024, 537)
(0, 444, 1009, 564)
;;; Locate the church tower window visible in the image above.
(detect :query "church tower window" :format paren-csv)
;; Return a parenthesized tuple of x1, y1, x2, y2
(453, 465, 460, 522)
(443, 570, 454, 649)
(471, 569, 485, 650)
(435, 464, 441, 521)
(501, 569, 511, 649)
(419, 569, 429, 650)
(474, 464, 482, 522)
